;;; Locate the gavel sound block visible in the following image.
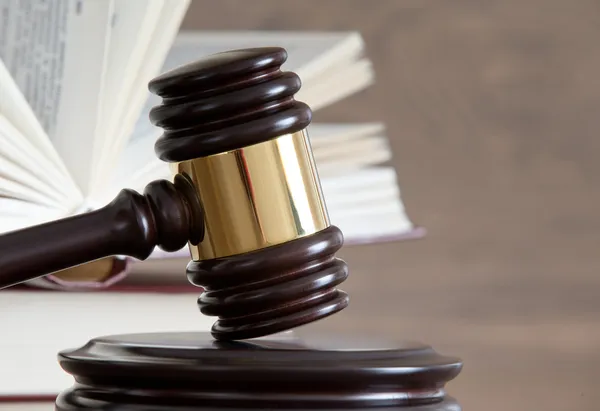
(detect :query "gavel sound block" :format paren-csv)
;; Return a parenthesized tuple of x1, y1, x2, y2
(0, 48, 463, 410)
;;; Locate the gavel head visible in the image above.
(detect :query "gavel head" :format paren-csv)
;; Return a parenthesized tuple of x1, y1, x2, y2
(147, 48, 349, 340)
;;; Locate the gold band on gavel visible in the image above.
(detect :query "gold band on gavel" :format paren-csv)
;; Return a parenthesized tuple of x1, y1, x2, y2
(173, 129, 331, 260)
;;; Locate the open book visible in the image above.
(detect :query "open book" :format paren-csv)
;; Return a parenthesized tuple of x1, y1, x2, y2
(0, 0, 421, 289)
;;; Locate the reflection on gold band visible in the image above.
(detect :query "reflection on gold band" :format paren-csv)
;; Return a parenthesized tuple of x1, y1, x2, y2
(173, 130, 330, 260)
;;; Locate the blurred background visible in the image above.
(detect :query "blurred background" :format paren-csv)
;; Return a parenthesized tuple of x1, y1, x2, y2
(1, 0, 599, 409)
(181, 1, 600, 410)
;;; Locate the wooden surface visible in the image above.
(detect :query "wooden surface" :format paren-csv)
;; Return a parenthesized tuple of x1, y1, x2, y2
(182, 1, 600, 410)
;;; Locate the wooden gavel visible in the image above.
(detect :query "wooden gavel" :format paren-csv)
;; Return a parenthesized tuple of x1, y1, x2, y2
(0, 47, 349, 341)
(1, 48, 464, 411)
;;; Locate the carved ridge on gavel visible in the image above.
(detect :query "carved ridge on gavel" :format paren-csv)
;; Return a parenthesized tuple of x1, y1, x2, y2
(0, 47, 349, 341)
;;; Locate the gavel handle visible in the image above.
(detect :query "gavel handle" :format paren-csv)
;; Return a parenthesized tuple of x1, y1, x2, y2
(0, 178, 202, 290)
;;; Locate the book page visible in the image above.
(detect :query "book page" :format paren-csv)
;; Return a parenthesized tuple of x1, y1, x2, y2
(311, 136, 392, 176)
(89, 0, 165, 192)
(0, 291, 215, 397)
(87, 0, 190, 202)
(296, 58, 374, 111)
(320, 167, 414, 238)
(0, 0, 114, 193)
(0, 0, 69, 149)
(0, 149, 66, 206)
(0, 45, 73, 185)
(52, 0, 114, 193)
(0, 56, 81, 229)
(0, 113, 77, 206)
(0, 197, 66, 233)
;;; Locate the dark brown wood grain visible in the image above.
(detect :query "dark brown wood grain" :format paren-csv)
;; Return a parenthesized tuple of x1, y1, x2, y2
(55, 330, 462, 410)
(149, 47, 349, 340)
(150, 47, 312, 161)
(0, 176, 202, 290)
(189, 225, 349, 340)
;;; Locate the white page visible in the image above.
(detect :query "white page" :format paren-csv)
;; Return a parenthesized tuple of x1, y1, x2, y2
(50, 0, 114, 193)
(0, 54, 72, 185)
(310, 138, 392, 173)
(87, 0, 190, 203)
(308, 129, 390, 158)
(320, 166, 400, 193)
(0, 0, 114, 194)
(315, 138, 390, 161)
(0, 159, 64, 206)
(329, 213, 413, 239)
(1, 0, 116, 193)
(307, 122, 384, 141)
(0, 176, 58, 206)
(0, 196, 62, 218)
(0, 0, 70, 140)
(321, 167, 414, 236)
(0, 198, 66, 233)
(0, 114, 75, 203)
(324, 183, 402, 211)
(89, 0, 165, 190)
(320, 168, 406, 210)
(0, 291, 214, 397)
(297, 59, 374, 111)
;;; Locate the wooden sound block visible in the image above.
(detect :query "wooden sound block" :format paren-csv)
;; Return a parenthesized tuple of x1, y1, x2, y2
(55, 331, 463, 410)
